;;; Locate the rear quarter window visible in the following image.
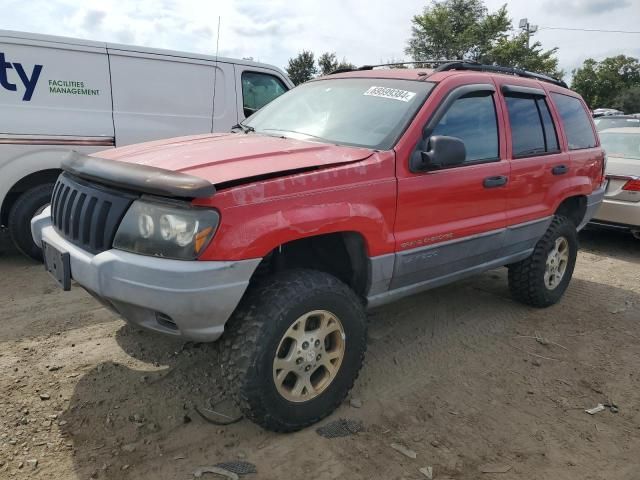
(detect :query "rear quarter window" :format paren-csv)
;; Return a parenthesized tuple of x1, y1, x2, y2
(550, 93, 597, 150)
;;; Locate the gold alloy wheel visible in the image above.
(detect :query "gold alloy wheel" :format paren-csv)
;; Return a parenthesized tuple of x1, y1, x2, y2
(544, 236, 569, 290)
(272, 310, 346, 403)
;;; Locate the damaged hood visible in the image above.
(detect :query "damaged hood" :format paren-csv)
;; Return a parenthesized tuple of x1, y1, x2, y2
(95, 133, 375, 185)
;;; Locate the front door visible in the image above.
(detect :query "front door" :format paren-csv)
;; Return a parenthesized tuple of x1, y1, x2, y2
(392, 82, 510, 289)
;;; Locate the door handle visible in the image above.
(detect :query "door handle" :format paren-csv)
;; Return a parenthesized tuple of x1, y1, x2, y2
(552, 164, 568, 175)
(483, 175, 508, 188)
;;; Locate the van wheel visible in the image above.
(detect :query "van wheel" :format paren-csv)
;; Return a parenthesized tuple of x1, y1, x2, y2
(508, 215, 578, 308)
(8, 183, 54, 261)
(221, 269, 367, 432)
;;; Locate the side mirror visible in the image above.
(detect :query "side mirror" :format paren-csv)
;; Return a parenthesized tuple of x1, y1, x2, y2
(411, 135, 466, 172)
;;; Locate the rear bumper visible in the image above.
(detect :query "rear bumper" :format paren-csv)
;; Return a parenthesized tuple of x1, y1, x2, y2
(577, 185, 607, 231)
(31, 207, 260, 342)
(591, 198, 640, 230)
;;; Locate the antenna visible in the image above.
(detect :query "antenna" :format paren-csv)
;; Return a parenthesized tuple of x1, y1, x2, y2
(212, 16, 221, 133)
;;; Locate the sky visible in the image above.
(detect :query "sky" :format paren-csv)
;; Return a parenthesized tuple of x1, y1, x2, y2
(2, 0, 639, 81)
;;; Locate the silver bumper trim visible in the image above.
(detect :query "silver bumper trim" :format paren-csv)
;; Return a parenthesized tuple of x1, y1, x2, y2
(32, 207, 260, 341)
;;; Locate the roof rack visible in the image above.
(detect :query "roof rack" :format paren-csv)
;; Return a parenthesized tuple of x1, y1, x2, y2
(329, 60, 472, 75)
(433, 61, 568, 88)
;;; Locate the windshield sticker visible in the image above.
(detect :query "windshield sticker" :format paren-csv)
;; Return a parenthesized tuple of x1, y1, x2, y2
(364, 86, 416, 102)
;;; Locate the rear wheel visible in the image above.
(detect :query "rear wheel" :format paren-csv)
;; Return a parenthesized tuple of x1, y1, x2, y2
(8, 183, 54, 261)
(508, 215, 578, 308)
(221, 269, 367, 432)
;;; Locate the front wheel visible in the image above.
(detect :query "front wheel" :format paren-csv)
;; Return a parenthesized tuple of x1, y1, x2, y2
(8, 183, 54, 261)
(508, 215, 578, 308)
(221, 269, 367, 432)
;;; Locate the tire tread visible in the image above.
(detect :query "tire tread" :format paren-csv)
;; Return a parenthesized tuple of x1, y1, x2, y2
(221, 269, 366, 432)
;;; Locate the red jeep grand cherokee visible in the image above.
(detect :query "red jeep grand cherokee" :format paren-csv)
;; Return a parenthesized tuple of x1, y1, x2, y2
(32, 62, 606, 431)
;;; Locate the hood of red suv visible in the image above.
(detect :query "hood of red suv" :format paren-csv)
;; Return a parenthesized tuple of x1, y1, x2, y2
(95, 133, 374, 185)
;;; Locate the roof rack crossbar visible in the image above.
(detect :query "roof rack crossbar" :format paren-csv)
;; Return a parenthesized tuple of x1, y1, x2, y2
(329, 60, 477, 75)
(358, 60, 478, 70)
(433, 61, 567, 88)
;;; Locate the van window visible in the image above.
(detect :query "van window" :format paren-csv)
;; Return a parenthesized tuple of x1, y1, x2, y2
(551, 93, 597, 150)
(241, 72, 287, 118)
(505, 95, 559, 157)
(431, 93, 499, 163)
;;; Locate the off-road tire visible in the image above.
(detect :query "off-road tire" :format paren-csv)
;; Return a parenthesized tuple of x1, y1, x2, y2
(221, 269, 367, 432)
(8, 183, 54, 261)
(508, 215, 578, 308)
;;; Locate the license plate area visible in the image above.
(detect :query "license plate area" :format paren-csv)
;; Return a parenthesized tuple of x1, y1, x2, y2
(43, 242, 71, 291)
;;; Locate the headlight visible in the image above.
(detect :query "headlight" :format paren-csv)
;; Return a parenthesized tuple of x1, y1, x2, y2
(113, 199, 219, 260)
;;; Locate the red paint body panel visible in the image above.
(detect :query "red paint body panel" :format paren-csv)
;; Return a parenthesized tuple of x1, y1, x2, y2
(93, 68, 604, 263)
(194, 152, 397, 260)
(97, 133, 374, 185)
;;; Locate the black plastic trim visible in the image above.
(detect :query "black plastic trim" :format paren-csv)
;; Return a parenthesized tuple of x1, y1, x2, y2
(502, 84, 546, 97)
(433, 62, 568, 88)
(61, 151, 216, 199)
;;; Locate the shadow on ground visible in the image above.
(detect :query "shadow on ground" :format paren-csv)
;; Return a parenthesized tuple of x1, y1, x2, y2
(580, 227, 639, 265)
(59, 269, 640, 479)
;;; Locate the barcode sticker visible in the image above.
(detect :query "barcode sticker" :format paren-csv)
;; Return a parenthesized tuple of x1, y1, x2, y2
(363, 86, 416, 102)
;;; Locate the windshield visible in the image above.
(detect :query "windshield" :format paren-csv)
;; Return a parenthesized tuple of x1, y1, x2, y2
(244, 78, 434, 150)
(600, 132, 640, 160)
(594, 116, 640, 131)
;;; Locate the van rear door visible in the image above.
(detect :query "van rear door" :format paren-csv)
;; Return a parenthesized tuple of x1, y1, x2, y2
(0, 33, 113, 143)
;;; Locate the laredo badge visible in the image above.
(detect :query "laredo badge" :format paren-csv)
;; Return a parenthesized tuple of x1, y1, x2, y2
(363, 86, 416, 102)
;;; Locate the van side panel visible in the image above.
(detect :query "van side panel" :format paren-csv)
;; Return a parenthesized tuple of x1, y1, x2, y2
(212, 62, 237, 132)
(0, 37, 114, 138)
(108, 50, 219, 145)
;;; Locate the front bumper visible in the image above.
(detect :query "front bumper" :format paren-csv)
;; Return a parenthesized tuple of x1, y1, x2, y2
(577, 184, 607, 231)
(31, 207, 260, 342)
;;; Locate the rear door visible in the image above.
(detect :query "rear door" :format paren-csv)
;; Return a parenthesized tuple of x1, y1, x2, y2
(393, 80, 509, 289)
(493, 80, 568, 235)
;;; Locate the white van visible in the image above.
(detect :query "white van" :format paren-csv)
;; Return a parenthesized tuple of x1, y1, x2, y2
(0, 29, 292, 259)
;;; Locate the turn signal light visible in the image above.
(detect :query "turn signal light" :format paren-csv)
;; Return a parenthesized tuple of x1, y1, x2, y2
(622, 179, 640, 192)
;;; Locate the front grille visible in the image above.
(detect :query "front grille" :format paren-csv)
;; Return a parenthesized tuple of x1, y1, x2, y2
(50, 173, 137, 254)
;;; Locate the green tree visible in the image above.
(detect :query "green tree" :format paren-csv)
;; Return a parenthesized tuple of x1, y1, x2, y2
(286, 51, 317, 85)
(318, 52, 339, 76)
(405, 0, 562, 78)
(613, 86, 640, 113)
(481, 32, 562, 78)
(336, 58, 356, 71)
(405, 0, 509, 61)
(571, 55, 640, 108)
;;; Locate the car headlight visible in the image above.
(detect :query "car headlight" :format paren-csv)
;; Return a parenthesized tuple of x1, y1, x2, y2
(113, 199, 219, 260)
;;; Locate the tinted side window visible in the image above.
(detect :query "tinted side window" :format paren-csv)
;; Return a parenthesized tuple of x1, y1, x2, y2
(551, 93, 597, 150)
(505, 95, 560, 157)
(241, 72, 287, 118)
(431, 93, 499, 163)
(505, 95, 545, 157)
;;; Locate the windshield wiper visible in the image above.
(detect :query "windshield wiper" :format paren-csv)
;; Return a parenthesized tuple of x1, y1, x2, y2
(231, 123, 255, 134)
(261, 128, 327, 141)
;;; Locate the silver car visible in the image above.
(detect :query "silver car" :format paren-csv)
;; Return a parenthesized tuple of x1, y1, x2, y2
(591, 127, 640, 239)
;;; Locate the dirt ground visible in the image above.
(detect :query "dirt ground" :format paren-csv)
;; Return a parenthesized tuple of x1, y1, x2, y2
(1, 228, 639, 480)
